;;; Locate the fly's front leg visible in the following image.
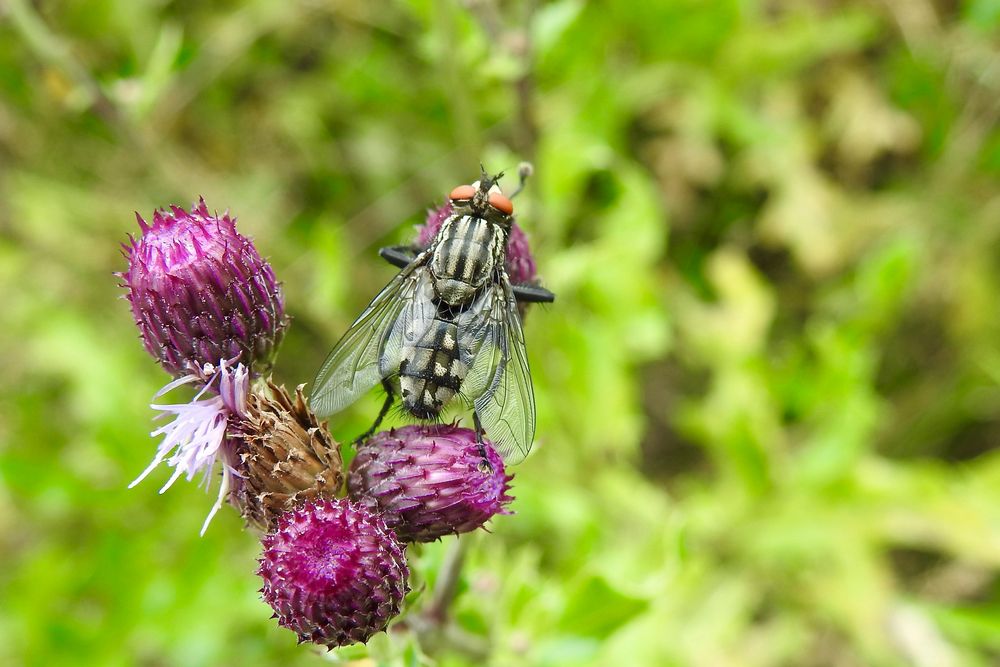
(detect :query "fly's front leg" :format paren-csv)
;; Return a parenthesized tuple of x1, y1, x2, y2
(472, 410, 494, 472)
(379, 245, 419, 270)
(355, 378, 396, 445)
(511, 283, 555, 303)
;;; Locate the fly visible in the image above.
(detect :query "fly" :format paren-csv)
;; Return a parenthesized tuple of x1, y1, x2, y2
(309, 167, 554, 462)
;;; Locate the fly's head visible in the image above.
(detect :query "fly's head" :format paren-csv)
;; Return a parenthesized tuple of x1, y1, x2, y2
(448, 169, 513, 231)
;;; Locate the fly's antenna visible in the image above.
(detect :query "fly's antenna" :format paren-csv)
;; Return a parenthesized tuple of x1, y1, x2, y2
(508, 161, 533, 199)
(477, 164, 506, 196)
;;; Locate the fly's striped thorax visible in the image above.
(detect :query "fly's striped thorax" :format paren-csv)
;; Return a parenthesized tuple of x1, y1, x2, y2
(430, 214, 505, 306)
(398, 316, 467, 420)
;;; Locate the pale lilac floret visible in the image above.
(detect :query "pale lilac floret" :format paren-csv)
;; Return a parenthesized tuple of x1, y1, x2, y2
(129, 360, 249, 535)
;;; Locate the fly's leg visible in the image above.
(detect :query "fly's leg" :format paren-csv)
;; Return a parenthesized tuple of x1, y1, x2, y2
(380, 246, 556, 305)
(355, 379, 396, 445)
(473, 410, 494, 472)
(379, 245, 419, 269)
(511, 283, 555, 303)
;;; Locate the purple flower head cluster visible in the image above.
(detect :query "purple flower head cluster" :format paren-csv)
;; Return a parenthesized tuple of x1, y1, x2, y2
(122, 199, 287, 532)
(120, 178, 546, 650)
(250, 426, 511, 648)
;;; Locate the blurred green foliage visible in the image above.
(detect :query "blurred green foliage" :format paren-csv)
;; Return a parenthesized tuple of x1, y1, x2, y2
(1, 0, 999, 665)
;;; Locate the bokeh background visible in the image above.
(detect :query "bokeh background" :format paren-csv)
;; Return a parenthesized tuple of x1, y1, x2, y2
(2, 0, 999, 665)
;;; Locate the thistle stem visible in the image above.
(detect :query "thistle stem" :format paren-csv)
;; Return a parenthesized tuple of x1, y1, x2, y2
(425, 536, 471, 623)
(410, 536, 488, 660)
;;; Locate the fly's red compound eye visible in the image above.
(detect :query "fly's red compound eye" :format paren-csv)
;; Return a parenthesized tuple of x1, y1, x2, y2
(488, 193, 514, 215)
(449, 185, 476, 201)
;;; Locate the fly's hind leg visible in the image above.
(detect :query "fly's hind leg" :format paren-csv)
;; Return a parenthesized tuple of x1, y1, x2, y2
(355, 378, 396, 445)
(472, 410, 494, 472)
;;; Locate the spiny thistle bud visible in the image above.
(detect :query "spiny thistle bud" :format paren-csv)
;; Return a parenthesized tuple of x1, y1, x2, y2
(120, 198, 287, 377)
(258, 498, 409, 648)
(417, 202, 538, 285)
(231, 383, 343, 531)
(348, 425, 513, 543)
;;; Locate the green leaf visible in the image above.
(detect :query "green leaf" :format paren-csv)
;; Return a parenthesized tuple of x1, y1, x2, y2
(556, 575, 648, 639)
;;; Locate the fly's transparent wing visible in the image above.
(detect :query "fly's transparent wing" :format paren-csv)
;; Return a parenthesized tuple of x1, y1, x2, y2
(455, 288, 494, 397)
(310, 254, 430, 418)
(392, 268, 437, 350)
(461, 276, 536, 462)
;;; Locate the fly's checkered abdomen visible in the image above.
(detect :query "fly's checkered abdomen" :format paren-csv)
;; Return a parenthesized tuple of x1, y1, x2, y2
(399, 317, 468, 419)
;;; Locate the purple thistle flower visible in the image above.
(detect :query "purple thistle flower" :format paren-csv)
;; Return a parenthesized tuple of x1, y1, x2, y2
(120, 198, 287, 378)
(416, 202, 538, 285)
(129, 360, 249, 535)
(348, 425, 513, 543)
(258, 498, 409, 648)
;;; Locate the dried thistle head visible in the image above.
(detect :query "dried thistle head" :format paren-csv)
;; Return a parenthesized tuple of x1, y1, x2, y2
(231, 382, 343, 531)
